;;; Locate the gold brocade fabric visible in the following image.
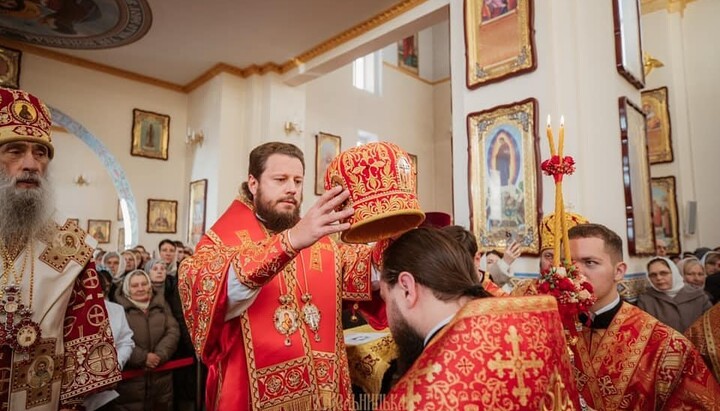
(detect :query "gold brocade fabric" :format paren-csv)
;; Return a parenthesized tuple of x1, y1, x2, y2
(344, 325, 398, 396)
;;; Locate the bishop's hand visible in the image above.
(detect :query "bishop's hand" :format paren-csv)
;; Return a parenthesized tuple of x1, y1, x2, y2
(288, 185, 354, 250)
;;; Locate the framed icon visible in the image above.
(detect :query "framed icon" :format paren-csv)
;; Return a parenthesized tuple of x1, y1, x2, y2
(0, 46, 21, 89)
(619, 97, 655, 255)
(315, 132, 342, 195)
(147, 199, 177, 234)
(188, 179, 208, 246)
(87, 219, 111, 244)
(612, 0, 645, 89)
(464, 0, 536, 89)
(467, 98, 541, 254)
(641, 87, 673, 164)
(131, 109, 170, 160)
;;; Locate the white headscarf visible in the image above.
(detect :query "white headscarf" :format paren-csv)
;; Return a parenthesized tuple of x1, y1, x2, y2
(122, 270, 153, 311)
(100, 251, 126, 280)
(646, 256, 685, 298)
(700, 251, 720, 270)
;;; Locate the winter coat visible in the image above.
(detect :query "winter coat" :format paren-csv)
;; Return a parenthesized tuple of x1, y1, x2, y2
(637, 285, 712, 332)
(113, 290, 180, 411)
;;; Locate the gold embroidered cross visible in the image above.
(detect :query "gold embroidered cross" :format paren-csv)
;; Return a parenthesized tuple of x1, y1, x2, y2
(11, 339, 61, 408)
(404, 363, 441, 411)
(39, 221, 92, 273)
(488, 325, 545, 406)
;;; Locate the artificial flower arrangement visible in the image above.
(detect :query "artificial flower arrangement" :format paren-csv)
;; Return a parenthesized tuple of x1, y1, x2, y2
(537, 261, 596, 332)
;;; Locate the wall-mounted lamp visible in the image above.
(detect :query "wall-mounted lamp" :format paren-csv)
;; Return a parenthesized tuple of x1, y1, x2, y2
(186, 128, 205, 148)
(73, 175, 90, 186)
(283, 121, 303, 136)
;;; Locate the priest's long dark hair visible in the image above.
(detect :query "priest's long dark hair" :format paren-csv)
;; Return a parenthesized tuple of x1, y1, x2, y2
(381, 227, 490, 300)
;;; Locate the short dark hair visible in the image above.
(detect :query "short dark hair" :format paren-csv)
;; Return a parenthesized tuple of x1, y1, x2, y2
(568, 223, 623, 263)
(158, 239, 176, 251)
(382, 227, 489, 301)
(173, 241, 184, 248)
(240, 142, 305, 201)
(441, 225, 478, 257)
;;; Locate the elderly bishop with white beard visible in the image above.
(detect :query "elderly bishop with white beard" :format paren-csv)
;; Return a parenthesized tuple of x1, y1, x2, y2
(0, 87, 120, 411)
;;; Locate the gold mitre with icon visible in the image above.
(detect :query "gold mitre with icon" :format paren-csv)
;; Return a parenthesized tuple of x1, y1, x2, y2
(0, 87, 54, 158)
(324, 141, 425, 243)
(540, 211, 588, 251)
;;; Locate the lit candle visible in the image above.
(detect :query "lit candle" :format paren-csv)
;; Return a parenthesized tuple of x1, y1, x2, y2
(546, 115, 556, 156)
(558, 116, 565, 158)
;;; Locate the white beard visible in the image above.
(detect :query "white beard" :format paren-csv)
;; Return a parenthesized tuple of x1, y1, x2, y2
(0, 167, 54, 247)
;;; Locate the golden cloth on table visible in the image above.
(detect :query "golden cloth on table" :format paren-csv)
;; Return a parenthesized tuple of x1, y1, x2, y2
(343, 325, 398, 396)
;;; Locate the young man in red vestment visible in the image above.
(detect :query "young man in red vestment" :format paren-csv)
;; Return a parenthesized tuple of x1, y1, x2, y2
(378, 228, 581, 410)
(179, 142, 386, 410)
(0, 87, 120, 410)
(569, 223, 720, 410)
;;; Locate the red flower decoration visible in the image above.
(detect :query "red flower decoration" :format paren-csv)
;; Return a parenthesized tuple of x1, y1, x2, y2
(541, 155, 576, 183)
(536, 261, 596, 333)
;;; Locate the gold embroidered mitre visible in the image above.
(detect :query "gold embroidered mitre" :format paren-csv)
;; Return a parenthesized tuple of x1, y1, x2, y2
(324, 141, 424, 243)
(0, 87, 54, 158)
(540, 212, 588, 251)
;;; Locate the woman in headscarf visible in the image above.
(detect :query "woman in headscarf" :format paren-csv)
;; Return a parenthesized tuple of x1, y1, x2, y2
(99, 251, 125, 281)
(701, 251, 720, 276)
(145, 258, 198, 410)
(638, 256, 712, 332)
(678, 257, 707, 289)
(114, 270, 179, 411)
(120, 250, 138, 275)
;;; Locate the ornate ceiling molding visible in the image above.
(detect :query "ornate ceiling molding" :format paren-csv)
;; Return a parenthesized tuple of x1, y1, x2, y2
(4, 0, 429, 93)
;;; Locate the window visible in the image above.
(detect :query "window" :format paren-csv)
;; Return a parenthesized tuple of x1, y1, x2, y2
(352, 51, 381, 94)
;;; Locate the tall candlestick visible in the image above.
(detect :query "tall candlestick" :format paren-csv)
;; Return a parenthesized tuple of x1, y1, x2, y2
(558, 115, 565, 158)
(546, 115, 556, 156)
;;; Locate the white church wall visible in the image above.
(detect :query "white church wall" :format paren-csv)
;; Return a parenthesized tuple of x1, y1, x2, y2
(305, 60, 437, 211)
(19, 53, 189, 254)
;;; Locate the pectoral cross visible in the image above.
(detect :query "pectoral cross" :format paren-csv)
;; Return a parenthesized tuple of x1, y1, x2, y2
(11, 339, 61, 409)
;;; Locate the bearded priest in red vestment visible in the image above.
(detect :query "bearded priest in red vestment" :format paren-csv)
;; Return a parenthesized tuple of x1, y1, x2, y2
(179, 142, 404, 411)
(0, 87, 121, 410)
(377, 228, 580, 410)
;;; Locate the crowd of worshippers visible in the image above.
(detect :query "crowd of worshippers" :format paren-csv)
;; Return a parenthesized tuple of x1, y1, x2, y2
(89, 240, 198, 411)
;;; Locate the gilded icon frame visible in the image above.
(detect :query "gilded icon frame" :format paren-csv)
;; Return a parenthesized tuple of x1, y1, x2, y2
(0, 46, 21, 89)
(408, 153, 418, 193)
(651, 176, 681, 255)
(467, 98, 541, 254)
(612, 0, 645, 89)
(131, 109, 170, 160)
(315, 132, 342, 195)
(188, 179, 208, 246)
(641, 87, 673, 164)
(464, 0, 536, 89)
(87, 219, 111, 244)
(619, 97, 656, 255)
(147, 199, 178, 234)
(397, 34, 419, 74)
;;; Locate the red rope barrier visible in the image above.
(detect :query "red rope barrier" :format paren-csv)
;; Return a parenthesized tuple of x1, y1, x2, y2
(121, 357, 195, 380)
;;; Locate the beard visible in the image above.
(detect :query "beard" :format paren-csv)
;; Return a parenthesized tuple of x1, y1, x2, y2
(254, 186, 301, 232)
(0, 167, 54, 247)
(388, 303, 425, 381)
